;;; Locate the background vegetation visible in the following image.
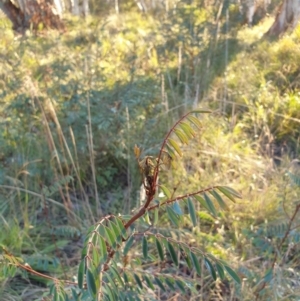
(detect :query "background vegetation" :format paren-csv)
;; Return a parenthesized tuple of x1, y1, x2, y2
(0, 0, 300, 300)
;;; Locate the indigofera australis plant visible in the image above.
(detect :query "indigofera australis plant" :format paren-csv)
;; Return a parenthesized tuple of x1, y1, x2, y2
(1, 110, 242, 300)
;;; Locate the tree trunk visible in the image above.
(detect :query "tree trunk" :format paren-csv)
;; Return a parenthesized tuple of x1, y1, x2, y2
(266, 0, 300, 36)
(0, 0, 64, 32)
(240, 0, 270, 26)
(0, 0, 25, 30)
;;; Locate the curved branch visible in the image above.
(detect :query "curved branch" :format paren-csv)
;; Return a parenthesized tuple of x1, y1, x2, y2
(148, 186, 218, 211)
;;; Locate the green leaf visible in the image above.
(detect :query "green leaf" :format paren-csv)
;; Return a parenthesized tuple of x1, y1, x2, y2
(109, 221, 122, 244)
(144, 211, 151, 225)
(91, 232, 98, 246)
(167, 242, 178, 266)
(204, 258, 217, 280)
(153, 208, 159, 225)
(156, 238, 164, 261)
(190, 109, 212, 114)
(105, 285, 117, 301)
(123, 235, 135, 255)
(210, 190, 227, 210)
(179, 121, 196, 138)
(143, 275, 155, 290)
(81, 245, 88, 259)
(106, 272, 118, 292)
(155, 277, 166, 291)
(165, 144, 176, 160)
(71, 288, 78, 300)
(53, 286, 58, 301)
(92, 247, 100, 267)
(142, 236, 148, 259)
(110, 266, 125, 287)
(168, 138, 182, 157)
(288, 171, 300, 186)
(98, 224, 107, 238)
(166, 206, 180, 227)
(217, 186, 242, 203)
(204, 193, 217, 216)
(264, 268, 273, 283)
(187, 198, 197, 226)
(64, 292, 70, 301)
(86, 268, 97, 297)
(174, 128, 189, 144)
(190, 252, 201, 276)
(224, 265, 241, 284)
(99, 235, 108, 263)
(187, 115, 202, 130)
(115, 217, 127, 239)
(165, 277, 175, 290)
(160, 185, 172, 199)
(183, 248, 192, 269)
(134, 274, 143, 289)
(216, 262, 225, 280)
(194, 195, 211, 213)
(78, 259, 85, 289)
(175, 279, 186, 293)
(58, 292, 65, 301)
(105, 226, 117, 250)
(123, 272, 129, 284)
(172, 201, 183, 215)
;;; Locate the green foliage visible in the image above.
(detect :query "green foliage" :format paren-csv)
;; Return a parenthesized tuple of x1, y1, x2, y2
(45, 111, 241, 300)
(1, 1, 300, 300)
